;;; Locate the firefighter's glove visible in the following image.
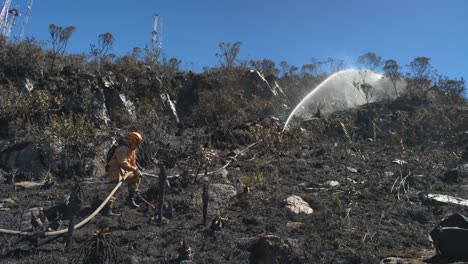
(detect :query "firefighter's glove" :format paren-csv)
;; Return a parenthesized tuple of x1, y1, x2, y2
(134, 169, 143, 179)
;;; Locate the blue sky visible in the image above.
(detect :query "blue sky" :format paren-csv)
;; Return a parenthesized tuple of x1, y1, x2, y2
(6, 0, 468, 81)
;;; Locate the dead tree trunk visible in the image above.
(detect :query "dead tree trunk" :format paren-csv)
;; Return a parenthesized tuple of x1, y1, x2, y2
(202, 184, 209, 226)
(156, 164, 167, 226)
(64, 182, 83, 252)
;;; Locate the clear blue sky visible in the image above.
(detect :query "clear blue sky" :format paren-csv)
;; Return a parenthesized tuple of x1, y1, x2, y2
(7, 0, 468, 81)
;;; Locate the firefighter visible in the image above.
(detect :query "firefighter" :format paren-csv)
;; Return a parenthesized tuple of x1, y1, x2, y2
(102, 131, 143, 216)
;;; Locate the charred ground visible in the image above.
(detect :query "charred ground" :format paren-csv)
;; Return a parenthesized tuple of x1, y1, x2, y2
(1, 97, 468, 263)
(1, 39, 468, 263)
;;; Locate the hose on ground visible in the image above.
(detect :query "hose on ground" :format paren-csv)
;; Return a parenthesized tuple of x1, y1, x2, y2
(0, 172, 131, 236)
(0, 142, 258, 236)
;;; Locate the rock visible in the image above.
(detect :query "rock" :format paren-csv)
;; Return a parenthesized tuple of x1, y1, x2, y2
(240, 70, 286, 100)
(0, 141, 45, 176)
(15, 181, 43, 189)
(88, 89, 111, 126)
(326, 180, 340, 187)
(217, 167, 229, 178)
(346, 166, 358, 173)
(347, 178, 358, 184)
(119, 93, 136, 120)
(441, 169, 461, 183)
(160, 93, 179, 123)
(380, 257, 420, 264)
(199, 176, 210, 184)
(284, 195, 313, 215)
(103, 89, 135, 126)
(101, 75, 115, 88)
(428, 194, 468, 206)
(206, 168, 229, 183)
(0, 167, 6, 182)
(440, 164, 468, 183)
(192, 183, 237, 208)
(286, 221, 304, 229)
(241, 235, 297, 264)
(1, 198, 19, 209)
(125, 255, 139, 264)
(24, 78, 34, 92)
(247, 235, 282, 263)
(462, 146, 468, 162)
(392, 159, 407, 165)
(268, 78, 286, 98)
(242, 216, 263, 226)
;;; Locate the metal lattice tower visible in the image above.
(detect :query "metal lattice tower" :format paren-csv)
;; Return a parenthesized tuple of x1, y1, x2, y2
(4, 7, 19, 37)
(159, 16, 163, 49)
(0, 0, 12, 35)
(19, 0, 32, 40)
(152, 14, 158, 52)
(152, 14, 163, 59)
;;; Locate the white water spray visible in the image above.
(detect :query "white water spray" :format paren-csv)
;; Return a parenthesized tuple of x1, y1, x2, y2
(283, 69, 405, 132)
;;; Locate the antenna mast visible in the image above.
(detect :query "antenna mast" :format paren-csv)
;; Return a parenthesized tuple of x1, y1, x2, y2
(159, 16, 163, 49)
(151, 13, 163, 62)
(4, 7, 19, 37)
(0, 0, 12, 35)
(19, 0, 32, 40)
(152, 14, 158, 53)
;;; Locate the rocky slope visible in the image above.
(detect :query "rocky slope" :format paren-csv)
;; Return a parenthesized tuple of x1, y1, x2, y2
(0, 95, 467, 263)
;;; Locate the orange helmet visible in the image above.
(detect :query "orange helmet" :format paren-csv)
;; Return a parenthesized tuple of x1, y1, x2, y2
(128, 131, 143, 144)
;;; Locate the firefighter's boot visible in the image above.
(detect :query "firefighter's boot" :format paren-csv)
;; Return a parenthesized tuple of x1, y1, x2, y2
(102, 204, 119, 216)
(126, 192, 140, 209)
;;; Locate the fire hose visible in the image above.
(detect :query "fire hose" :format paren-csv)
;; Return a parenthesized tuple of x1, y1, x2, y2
(0, 142, 257, 236)
(144, 142, 258, 179)
(0, 172, 132, 237)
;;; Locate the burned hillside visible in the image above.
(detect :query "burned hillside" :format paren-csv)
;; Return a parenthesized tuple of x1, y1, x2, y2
(0, 38, 468, 263)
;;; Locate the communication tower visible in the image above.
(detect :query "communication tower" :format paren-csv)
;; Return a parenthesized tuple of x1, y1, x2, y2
(19, 0, 32, 40)
(152, 14, 163, 60)
(4, 7, 19, 37)
(0, 0, 12, 34)
(152, 14, 158, 52)
(159, 16, 163, 49)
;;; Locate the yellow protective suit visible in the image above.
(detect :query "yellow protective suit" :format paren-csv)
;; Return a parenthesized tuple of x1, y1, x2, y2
(106, 141, 140, 205)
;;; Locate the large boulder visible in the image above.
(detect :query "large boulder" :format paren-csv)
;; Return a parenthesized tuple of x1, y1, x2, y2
(0, 141, 45, 177)
(103, 89, 136, 126)
(241, 70, 287, 100)
(88, 88, 111, 126)
(160, 92, 180, 123)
